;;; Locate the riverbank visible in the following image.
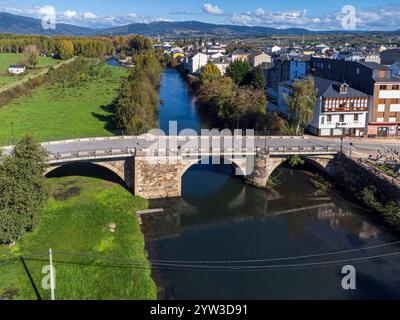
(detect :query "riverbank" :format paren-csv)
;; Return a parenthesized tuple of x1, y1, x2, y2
(0, 175, 157, 300)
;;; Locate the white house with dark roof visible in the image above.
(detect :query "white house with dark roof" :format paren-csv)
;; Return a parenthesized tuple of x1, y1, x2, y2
(8, 65, 26, 74)
(278, 76, 369, 137)
(209, 56, 231, 76)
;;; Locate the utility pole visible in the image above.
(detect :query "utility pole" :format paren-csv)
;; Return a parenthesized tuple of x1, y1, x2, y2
(49, 248, 55, 300)
(11, 121, 14, 145)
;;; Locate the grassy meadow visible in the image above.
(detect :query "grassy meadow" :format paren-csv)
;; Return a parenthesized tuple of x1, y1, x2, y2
(0, 176, 157, 300)
(0, 53, 60, 89)
(0, 62, 128, 146)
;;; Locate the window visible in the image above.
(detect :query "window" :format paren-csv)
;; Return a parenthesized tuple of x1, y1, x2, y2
(339, 114, 345, 123)
(393, 85, 400, 90)
(327, 115, 332, 123)
(389, 117, 397, 123)
(377, 104, 385, 112)
(356, 68, 360, 75)
(380, 85, 387, 90)
(379, 71, 386, 78)
(377, 117, 385, 122)
(340, 84, 348, 94)
(390, 104, 400, 112)
(354, 114, 359, 121)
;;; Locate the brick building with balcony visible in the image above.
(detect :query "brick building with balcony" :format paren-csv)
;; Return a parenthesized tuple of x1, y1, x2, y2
(311, 58, 400, 138)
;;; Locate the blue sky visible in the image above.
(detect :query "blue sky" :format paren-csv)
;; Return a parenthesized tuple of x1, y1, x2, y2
(1, 0, 399, 30)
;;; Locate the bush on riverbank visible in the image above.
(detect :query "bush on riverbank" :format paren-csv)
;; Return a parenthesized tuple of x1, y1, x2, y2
(115, 50, 163, 134)
(360, 186, 400, 227)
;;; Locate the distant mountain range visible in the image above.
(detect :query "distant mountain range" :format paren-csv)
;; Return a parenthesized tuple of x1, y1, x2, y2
(0, 12, 399, 38)
(0, 12, 92, 36)
(99, 20, 314, 37)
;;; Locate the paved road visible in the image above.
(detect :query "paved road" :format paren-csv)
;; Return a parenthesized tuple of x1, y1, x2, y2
(2, 134, 398, 159)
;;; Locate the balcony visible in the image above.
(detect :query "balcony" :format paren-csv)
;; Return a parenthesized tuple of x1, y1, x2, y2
(322, 107, 368, 113)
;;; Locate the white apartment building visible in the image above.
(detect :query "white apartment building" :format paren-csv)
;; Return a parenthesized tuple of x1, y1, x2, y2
(278, 77, 369, 137)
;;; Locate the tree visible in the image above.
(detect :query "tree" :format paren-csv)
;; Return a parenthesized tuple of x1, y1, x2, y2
(231, 86, 267, 116)
(201, 63, 221, 82)
(285, 76, 317, 135)
(251, 66, 266, 90)
(115, 50, 162, 135)
(0, 135, 48, 244)
(57, 39, 74, 60)
(288, 155, 305, 168)
(197, 76, 237, 120)
(23, 45, 40, 69)
(225, 60, 252, 85)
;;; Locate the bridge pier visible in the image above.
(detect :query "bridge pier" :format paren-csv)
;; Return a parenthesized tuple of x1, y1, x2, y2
(134, 157, 186, 199)
(245, 152, 286, 188)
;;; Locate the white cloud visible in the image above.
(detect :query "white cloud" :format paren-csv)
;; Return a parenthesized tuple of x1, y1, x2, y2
(203, 3, 224, 16)
(254, 8, 266, 17)
(37, 5, 56, 17)
(63, 10, 77, 19)
(83, 12, 96, 19)
(226, 4, 400, 30)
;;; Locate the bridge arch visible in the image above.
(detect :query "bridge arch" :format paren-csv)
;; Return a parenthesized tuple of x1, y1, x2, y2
(45, 161, 130, 190)
(179, 155, 249, 178)
(267, 155, 333, 180)
(246, 154, 335, 189)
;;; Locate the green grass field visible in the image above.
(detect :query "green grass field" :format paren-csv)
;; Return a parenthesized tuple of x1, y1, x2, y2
(0, 176, 157, 300)
(0, 53, 60, 89)
(0, 63, 127, 146)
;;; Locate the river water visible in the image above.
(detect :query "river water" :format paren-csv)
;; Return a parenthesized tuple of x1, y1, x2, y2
(146, 68, 400, 300)
(108, 61, 400, 299)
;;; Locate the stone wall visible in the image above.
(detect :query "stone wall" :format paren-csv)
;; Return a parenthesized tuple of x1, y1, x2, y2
(327, 154, 400, 204)
(134, 157, 186, 199)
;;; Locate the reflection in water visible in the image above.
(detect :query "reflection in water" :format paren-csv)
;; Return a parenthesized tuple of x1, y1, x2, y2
(143, 165, 400, 300)
(139, 68, 400, 300)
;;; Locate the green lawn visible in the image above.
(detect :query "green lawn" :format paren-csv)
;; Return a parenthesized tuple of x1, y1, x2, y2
(0, 53, 60, 89)
(0, 176, 157, 300)
(0, 64, 127, 146)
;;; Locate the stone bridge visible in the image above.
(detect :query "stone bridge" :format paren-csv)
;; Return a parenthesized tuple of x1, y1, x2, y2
(2, 135, 338, 199)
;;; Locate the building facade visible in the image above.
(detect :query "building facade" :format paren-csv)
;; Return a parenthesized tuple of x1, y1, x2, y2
(278, 77, 369, 137)
(312, 58, 400, 138)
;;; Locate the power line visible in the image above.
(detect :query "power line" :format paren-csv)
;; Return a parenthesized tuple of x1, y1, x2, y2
(52, 240, 400, 265)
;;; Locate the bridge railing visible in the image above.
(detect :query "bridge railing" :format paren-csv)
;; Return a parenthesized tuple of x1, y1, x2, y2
(47, 145, 337, 163)
(48, 147, 136, 162)
(263, 145, 336, 154)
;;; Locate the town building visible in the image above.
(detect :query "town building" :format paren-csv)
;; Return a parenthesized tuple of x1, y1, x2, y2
(266, 56, 311, 96)
(184, 52, 208, 74)
(231, 50, 249, 62)
(248, 52, 272, 68)
(278, 77, 369, 137)
(209, 56, 231, 76)
(390, 63, 400, 77)
(312, 58, 400, 138)
(381, 49, 400, 66)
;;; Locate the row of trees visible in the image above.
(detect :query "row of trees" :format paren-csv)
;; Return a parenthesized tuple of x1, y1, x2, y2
(197, 59, 317, 134)
(115, 50, 163, 134)
(0, 136, 48, 244)
(0, 35, 115, 59)
(195, 60, 288, 131)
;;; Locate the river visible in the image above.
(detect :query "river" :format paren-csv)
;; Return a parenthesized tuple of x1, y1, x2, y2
(147, 68, 400, 300)
(107, 61, 400, 299)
